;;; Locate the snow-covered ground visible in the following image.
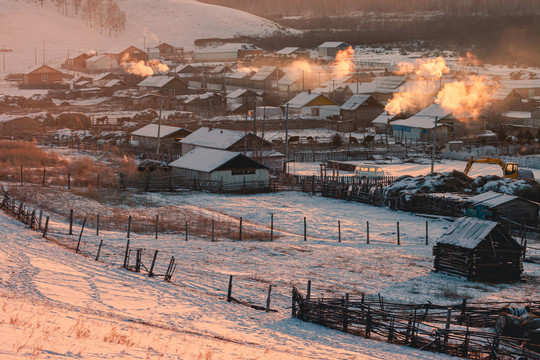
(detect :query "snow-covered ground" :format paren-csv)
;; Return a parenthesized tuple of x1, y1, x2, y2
(0, 0, 284, 75)
(1, 150, 539, 358)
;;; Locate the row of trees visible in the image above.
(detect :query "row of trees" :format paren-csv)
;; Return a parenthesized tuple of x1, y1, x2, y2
(21, 0, 126, 36)
(199, 0, 540, 17)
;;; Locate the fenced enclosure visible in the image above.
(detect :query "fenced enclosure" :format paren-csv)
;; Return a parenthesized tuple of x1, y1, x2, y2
(292, 288, 540, 359)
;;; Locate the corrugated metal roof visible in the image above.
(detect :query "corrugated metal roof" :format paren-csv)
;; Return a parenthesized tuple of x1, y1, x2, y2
(341, 94, 371, 111)
(468, 191, 518, 208)
(250, 66, 279, 81)
(276, 47, 300, 55)
(319, 42, 349, 48)
(437, 217, 498, 249)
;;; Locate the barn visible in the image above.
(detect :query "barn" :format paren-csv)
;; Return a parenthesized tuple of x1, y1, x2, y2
(433, 217, 523, 281)
(168, 148, 270, 192)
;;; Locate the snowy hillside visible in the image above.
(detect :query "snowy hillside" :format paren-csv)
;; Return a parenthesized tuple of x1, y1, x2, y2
(0, 0, 283, 73)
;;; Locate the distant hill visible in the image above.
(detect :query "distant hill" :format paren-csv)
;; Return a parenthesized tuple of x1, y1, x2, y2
(0, 0, 283, 73)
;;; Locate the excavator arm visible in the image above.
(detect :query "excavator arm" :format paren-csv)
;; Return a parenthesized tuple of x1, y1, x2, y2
(463, 156, 519, 179)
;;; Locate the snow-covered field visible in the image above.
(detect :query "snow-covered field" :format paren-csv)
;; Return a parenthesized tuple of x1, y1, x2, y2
(0, 0, 283, 74)
(1, 151, 539, 358)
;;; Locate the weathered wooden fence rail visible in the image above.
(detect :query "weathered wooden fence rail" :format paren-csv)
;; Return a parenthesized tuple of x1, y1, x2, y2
(292, 288, 540, 359)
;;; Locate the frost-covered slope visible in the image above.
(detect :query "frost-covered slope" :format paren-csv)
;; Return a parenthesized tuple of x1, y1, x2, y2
(0, 0, 282, 73)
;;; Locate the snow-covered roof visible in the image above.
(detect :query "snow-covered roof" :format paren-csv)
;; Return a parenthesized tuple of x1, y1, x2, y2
(286, 92, 336, 108)
(499, 79, 540, 90)
(168, 148, 242, 172)
(227, 70, 252, 80)
(138, 76, 179, 88)
(503, 111, 531, 119)
(256, 106, 283, 117)
(86, 54, 107, 62)
(226, 88, 251, 99)
(179, 127, 245, 149)
(490, 87, 516, 101)
(437, 217, 499, 249)
(319, 42, 349, 48)
(468, 191, 520, 208)
(194, 43, 261, 54)
(23, 64, 61, 74)
(391, 103, 451, 129)
(103, 79, 124, 87)
(372, 76, 407, 92)
(131, 124, 187, 138)
(341, 95, 371, 111)
(250, 66, 278, 81)
(276, 47, 300, 55)
(94, 72, 117, 81)
(372, 111, 393, 125)
(226, 103, 245, 112)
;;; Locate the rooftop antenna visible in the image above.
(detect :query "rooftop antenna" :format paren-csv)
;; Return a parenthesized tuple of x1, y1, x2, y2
(156, 96, 164, 155)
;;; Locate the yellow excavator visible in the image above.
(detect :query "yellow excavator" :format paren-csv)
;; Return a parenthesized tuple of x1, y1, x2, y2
(464, 156, 534, 180)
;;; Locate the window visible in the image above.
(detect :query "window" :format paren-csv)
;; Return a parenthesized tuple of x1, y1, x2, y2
(311, 108, 320, 116)
(41, 74, 48, 82)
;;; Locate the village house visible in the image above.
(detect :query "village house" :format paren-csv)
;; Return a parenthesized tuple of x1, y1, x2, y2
(390, 103, 451, 143)
(372, 111, 399, 134)
(318, 42, 350, 58)
(22, 65, 64, 87)
(226, 89, 263, 109)
(340, 94, 385, 129)
(116, 45, 147, 63)
(285, 91, 340, 120)
(249, 66, 285, 92)
(64, 52, 92, 71)
(137, 75, 189, 96)
(85, 54, 119, 72)
(131, 124, 191, 155)
(225, 69, 255, 91)
(179, 126, 283, 171)
(499, 79, 540, 100)
(181, 92, 224, 116)
(193, 43, 262, 62)
(173, 64, 204, 88)
(168, 147, 270, 192)
(92, 72, 121, 87)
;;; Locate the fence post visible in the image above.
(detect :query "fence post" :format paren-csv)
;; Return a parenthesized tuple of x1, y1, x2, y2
(270, 213, 274, 241)
(42, 216, 49, 237)
(20, 166, 23, 186)
(227, 275, 233, 302)
(212, 219, 215, 242)
(306, 280, 311, 300)
(69, 209, 73, 235)
(67, 173, 71, 190)
(97, 173, 100, 190)
(95, 239, 103, 261)
(397, 221, 400, 245)
(367, 221, 370, 244)
(444, 307, 451, 350)
(523, 239, 527, 261)
(459, 298, 467, 325)
(155, 214, 159, 239)
(123, 239, 130, 268)
(135, 249, 142, 272)
(127, 215, 132, 238)
(338, 220, 341, 243)
(38, 210, 42, 230)
(185, 221, 188, 241)
(426, 220, 429, 245)
(42, 168, 46, 186)
(304, 217, 307, 241)
(239, 217, 242, 241)
(96, 214, 100, 236)
(266, 284, 272, 312)
(148, 250, 158, 277)
(343, 293, 349, 332)
(75, 217, 86, 253)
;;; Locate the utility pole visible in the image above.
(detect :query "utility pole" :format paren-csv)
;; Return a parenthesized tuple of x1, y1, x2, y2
(42, 41, 45, 65)
(34, 49, 38, 65)
(156, 96, 164, 155)
(0, 48, 13, 71)
(430, 116, 439, 174)
(283, 104, 289, 174)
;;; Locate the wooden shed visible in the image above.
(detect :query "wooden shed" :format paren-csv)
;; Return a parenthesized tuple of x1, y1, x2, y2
(433, 217, 523, 281)
(465, 191, 539, 230)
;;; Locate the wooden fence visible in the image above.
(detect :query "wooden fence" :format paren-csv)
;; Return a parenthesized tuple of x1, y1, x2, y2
(292, 288, 540, 359)
(0, 189, 276, 312)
